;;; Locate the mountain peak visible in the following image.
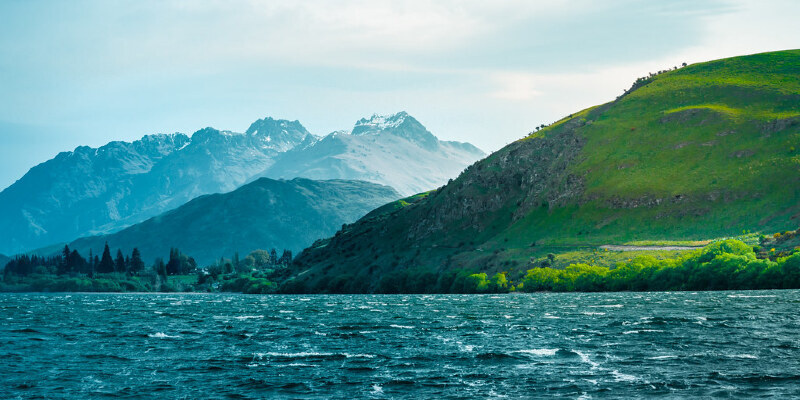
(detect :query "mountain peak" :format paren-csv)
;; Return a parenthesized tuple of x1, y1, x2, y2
(245, 117, 311, 151)
(351, 111, 438, 149)
(352, 111, 410, 133)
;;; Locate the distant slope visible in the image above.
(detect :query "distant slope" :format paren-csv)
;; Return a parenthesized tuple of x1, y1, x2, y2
(289, 49, 800, 293)
(0, 254, 9, 269)
(0, 118, 312, 255)
(264, 112, 485, 195)
(68, 178, 400, 265)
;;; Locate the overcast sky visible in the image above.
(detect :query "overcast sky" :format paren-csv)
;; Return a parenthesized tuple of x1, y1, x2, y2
(1, 0, 798, 190)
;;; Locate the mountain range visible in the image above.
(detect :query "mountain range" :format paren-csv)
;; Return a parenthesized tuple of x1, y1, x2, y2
(0, 112, 483, 256)
(68, 178, 400, 265)
(287, 49, 800, 293)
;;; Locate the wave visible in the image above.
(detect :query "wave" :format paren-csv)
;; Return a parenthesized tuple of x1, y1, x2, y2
(513, 348, 558, 357)
(9, 328, 40, 333)
(254, 352, 378, 360)
(148, 332, 179, 339)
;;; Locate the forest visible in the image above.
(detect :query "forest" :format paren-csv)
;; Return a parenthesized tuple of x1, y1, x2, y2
(1, 243, 291, 293)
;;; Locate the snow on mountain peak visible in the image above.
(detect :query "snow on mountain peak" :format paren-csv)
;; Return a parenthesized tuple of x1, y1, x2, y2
(352, 111, 409, 134)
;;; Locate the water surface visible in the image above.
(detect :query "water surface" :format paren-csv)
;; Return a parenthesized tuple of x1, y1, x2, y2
(2, 291, 800, 398)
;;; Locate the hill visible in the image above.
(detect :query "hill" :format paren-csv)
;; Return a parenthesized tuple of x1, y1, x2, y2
(68, 178, 400, 266)
(287, 49, 800, 293)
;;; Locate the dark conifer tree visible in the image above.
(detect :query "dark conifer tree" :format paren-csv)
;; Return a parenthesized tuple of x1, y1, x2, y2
(279, 250, 293, 265)
(69, 250, 86, 274)
(115, 249, 126, 273)
(58, 245, 72, 275)
(155, 258, 167, 279)
(269, 248, 278, 265)
(166, 248, 181, 275)
(98, 243, 115, 273)
(130, 248, 145, 275)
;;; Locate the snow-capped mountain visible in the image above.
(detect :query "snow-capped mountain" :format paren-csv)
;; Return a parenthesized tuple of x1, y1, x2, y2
(0, 118, 312, 255)
(264, 112, 485, 195)
(0, 112, 483, 256)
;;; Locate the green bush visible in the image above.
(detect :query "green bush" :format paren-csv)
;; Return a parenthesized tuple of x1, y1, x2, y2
(518, 240, 796, 292)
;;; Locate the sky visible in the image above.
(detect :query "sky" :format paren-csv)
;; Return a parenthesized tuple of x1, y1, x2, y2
(0, 0, 799, 190)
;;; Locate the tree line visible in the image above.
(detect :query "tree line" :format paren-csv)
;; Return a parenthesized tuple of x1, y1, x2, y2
(3, 243, 293, 282)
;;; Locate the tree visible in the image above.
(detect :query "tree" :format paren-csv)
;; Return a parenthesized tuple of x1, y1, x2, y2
(166, 248, 181, 275)
(58, 245, 72, 275)
(69, 250, 86, 275)
(248, 250, 271, 269)
(98, 243, 115, 273)
(269, 249, 278, 265)
(278, 250, 293, 266)
(155, 258, 167, 279)
(115, 249, 126, 273)
(130, 248, 145, 275)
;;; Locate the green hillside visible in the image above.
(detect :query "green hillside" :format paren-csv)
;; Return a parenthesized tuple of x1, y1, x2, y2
(286, 50, 800, 293)
(68, 178, 400, 266)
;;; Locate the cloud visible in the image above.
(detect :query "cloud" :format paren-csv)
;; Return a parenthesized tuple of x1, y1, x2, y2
(488, 72, 543, 101)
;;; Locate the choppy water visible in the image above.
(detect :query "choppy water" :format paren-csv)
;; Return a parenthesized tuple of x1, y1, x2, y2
(2, 291, 800, 399)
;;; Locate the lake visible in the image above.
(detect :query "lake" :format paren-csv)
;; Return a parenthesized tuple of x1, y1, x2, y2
(2, 291, 800, 398)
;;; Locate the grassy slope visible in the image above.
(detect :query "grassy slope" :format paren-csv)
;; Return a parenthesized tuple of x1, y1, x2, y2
(289, 50, 800, 292)
(499, 50, 800, 246)
(68, 178, 400, 266)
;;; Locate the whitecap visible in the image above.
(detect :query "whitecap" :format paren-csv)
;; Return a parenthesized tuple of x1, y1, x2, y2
(622, 329, 664, 335)
(728, 354, 758, 359)
(513, 348, 558, 356)
(574, 351, 600, 369)
(611, 370, 638, 382)
(647, 355, 678, 360)
(344, 353, 377, 358)
(234, 315, 263, 320)
(389, 324, 413, 329)
(257, 352, 333, 358)
(148, 332, 179, 339)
